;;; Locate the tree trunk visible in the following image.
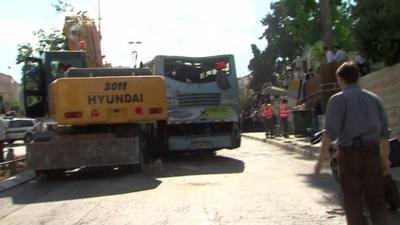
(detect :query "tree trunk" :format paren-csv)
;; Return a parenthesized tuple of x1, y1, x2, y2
(319, 0, 333, 49)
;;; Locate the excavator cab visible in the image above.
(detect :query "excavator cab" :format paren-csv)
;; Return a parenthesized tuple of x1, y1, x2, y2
(23, 51, 87, 118)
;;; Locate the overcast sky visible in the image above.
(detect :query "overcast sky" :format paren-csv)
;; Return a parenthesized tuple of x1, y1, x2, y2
(0, 0, 270, 82)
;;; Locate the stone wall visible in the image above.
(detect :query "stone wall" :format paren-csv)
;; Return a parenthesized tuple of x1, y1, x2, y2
(359, 63, 400, 137)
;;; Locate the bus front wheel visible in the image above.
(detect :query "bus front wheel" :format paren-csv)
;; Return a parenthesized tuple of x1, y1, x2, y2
(231, 124, 241, 149)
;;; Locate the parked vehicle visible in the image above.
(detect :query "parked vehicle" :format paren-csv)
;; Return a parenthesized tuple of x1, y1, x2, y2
(2, 118, 38, 144)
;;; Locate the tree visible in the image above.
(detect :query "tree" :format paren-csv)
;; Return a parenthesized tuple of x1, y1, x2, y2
(247, 1, 305, 92)
(260, 1, 306, 60)
(280, 0, 321, 46)
(353, 0, 400, 65)
(319, 0, 333, 49)
(52, 0, 74, 13)
(15, 28, 66, 73)
(239, 88, 255, 108)
(33, 28, 66, 53)
(248, 44, 276, 91)
(15, 0, 72, 76)
(247, 0, 355, 94)
(7, 101, 21, 113)
(16, 43, 33, 64)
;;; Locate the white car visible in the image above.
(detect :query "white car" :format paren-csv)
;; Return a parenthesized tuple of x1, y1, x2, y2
(2, 118, 38, 144)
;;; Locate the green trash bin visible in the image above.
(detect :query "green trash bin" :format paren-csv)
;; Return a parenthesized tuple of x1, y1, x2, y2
(291, 109, 312, 136)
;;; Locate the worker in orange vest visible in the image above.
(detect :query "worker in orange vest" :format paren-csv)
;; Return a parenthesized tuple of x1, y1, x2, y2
(261, 99, 275, 139)
(280, 97, 291, 138)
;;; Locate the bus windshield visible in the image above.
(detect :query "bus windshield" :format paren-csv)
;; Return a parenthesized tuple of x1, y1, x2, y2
(164, 57, 231, 83)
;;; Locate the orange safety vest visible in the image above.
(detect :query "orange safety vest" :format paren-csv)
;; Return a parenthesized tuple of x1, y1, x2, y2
(262, 104, 274, 119)
(280, 103, 289, 119)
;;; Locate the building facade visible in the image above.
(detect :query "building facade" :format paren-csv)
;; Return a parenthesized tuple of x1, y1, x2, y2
(0, 73, 21, 113)
(238, 74, 252, 92)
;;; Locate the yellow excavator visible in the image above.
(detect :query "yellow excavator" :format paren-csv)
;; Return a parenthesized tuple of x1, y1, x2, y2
(23, 52, 168, 177)
(22, 15, 168, 177)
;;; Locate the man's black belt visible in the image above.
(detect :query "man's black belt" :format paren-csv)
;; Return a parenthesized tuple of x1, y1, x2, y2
(339, 136, 379, 150)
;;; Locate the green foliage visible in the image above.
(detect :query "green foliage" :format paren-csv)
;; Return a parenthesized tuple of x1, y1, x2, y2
(52, 0, 74, 13)
(310, 41, 324, 69)
(16, 28, 65, 66)
(15, 0, 70, 82)
(248, 45, 276, 91)
(247, 0, 356, 95)
(280, 0, 321, 45)
(7, 101, 21, 112)
(331, 1, 356, 51)
(33, 28, 66, 53)
(239, 88, 255, 108)
(260, 1, 305, 59)
(353, 0, 400, 65)
(16, 43, 33, 64)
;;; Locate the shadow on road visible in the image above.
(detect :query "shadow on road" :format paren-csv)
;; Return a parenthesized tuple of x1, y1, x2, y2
(2, 152, 244, 204)
(2, 168, 161, 204)
(299, 172, 339, 192)
(297, 173, 400, 224)
(154, 152, 245, 178)
(298, 172, 342, 206)
(293, 154, 318, 161)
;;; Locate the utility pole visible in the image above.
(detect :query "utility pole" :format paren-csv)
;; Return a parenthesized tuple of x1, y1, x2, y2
(98, 0, 102, 39)
(319, 0, 333, 49)
(128, 41, 142, 68)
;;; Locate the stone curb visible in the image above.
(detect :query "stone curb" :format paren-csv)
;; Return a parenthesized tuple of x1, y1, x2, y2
(242, 134, 400, 185)
(0, 170, 35, 193)
(242, 134, 320, 159)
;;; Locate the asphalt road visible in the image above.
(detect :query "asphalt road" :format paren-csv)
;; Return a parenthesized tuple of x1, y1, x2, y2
(0, 137, 399, 225)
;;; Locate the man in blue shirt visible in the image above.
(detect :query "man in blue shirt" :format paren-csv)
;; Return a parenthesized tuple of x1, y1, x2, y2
(314, 61, 390, 225)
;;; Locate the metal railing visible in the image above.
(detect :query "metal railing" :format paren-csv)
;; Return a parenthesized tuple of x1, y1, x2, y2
(0, 148, 26, 176)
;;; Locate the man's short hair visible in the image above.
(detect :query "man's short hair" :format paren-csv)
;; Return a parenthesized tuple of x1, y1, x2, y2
(336, 61, 360, 84)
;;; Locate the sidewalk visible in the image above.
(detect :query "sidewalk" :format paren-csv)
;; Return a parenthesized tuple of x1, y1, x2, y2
(242, 132, 400, 185)
(0, 170, 35, 192)
(1, 142, 35, 193)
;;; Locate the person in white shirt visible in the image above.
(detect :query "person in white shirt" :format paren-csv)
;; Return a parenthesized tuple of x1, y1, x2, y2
(354, 51, 370, 75)
(335, 46, 347, 62)
(324, 46, 336, 63)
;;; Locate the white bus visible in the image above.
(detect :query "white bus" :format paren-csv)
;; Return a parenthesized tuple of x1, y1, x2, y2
(146, 54, 241, 152)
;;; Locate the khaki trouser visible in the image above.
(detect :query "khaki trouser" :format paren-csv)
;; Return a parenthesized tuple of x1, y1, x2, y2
(280, 118, 288, 135)
(339, 144, 387, 225)
(262, 118, 274, 137)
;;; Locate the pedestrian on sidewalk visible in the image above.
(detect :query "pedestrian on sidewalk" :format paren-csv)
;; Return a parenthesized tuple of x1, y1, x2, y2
(312, 98, 322, 135)
(0, 118, 5, 162)
(261, 99, 274, 139)
(279, 97, 290, 138)
(323, 46, 336, 64)
(314, 61, 391, 225)
(355, 51, 370, 76)
(335, 45, 348, 62)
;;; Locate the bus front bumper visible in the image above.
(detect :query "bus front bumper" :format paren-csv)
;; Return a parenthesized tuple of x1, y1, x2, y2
(168, 135, 232, 151)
